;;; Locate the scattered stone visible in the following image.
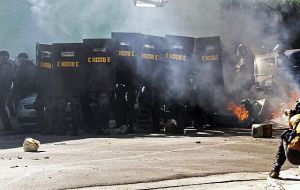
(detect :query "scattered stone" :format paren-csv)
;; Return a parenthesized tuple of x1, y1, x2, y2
(54, 143, 66, 146)
(195, 141, 201, 144)
(17, 156, 22, 159)
(23, 137, 40, 152)
(33, 158, 40, 160)
(44, 157, 50, 159)
(10, 165, 19, 168)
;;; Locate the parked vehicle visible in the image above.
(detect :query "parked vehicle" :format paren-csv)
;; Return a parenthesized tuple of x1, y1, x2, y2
(16, 93, 38, 131)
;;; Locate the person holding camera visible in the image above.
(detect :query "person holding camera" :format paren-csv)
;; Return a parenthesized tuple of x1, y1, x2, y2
(269, 101, 300, 178)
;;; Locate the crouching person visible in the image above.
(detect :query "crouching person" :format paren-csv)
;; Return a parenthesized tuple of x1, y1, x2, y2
(269, 102, 300, 178)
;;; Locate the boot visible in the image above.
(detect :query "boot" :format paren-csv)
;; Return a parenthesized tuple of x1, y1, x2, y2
(269, 167, 280, 179)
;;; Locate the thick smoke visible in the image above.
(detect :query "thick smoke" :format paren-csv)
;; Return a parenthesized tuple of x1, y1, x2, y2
(2, 0, 299, 114)
(0, 0, 222, 59)
(221, 0, 300, 120)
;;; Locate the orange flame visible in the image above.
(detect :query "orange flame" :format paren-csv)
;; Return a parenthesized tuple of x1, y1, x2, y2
(227, 102, 249, 121)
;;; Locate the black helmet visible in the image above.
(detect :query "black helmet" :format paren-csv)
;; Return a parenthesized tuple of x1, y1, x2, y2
(17, 52, 29, 60)
(295, 99, 300, 111)
(0, 51, 9, 60)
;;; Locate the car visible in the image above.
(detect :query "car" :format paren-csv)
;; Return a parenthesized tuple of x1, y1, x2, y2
(16, 93, 39, 131)
(16, 93, 74, 132)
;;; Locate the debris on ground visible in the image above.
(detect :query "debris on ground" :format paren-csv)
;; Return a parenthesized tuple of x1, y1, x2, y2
(104, 124, 128, 135)
(17, 156, 22, 159)
(54, 143, 66, 146)
(252, 123, 273, 138)
(10, 165, 19, 168)
(23, 138, 40, 152)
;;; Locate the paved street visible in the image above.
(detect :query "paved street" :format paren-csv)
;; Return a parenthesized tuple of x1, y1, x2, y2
(0, 125, 295, 190)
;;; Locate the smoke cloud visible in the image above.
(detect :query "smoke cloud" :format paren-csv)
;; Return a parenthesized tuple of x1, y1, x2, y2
(5, 0, 220, 58)
(1, 0, 299, 115)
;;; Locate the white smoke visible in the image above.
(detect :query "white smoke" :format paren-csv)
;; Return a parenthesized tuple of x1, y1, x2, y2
(25, 0, 221, 40)
(26, 0, 51, 27)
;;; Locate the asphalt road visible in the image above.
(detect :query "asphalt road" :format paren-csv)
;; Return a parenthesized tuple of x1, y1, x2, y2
(0, 125, 293, 190)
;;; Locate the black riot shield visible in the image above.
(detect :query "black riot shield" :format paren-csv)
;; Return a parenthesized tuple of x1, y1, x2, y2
(112, 32, 141, 86)
(137, 35, 166, 132)
(35, 43, 54, 133)
(83, 39, 114, 92)
(36, 43, 53, 96)
(52, 43, 84, 97)
(138, 35, 165, 87)
(111, 32, 141, 132)
(163, 35, 195, 133)
(193, 36, 223, 88)
(192, 36, 223, 127)
(164, 35, 195, 100)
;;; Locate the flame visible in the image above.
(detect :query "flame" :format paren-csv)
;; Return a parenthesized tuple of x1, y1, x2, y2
(227, 102, 249, 121)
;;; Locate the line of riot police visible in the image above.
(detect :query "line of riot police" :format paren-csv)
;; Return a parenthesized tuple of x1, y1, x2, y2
(33, 32, 223, 136)
(0, 51, 37, 132)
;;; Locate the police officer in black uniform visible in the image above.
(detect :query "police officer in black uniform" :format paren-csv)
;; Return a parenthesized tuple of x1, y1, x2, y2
(15, 53, 36, 109)
(0, 51, 14, 131)
(35, 44, 54, 134)
(6, 58, 17, 118)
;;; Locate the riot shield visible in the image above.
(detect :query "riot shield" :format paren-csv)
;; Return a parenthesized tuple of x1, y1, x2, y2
(162, 35, 195, 132)
(137, 35, 166, 132)
(138, 34, 165, 88)
(82, 39, 114, 92)
(164, 35, 195, 100)
(111, 32, 141, 131)
(52, 43, 84, 97)
(193, 36, 223, 87)
(111, 32, 141, 86)
(192, 36, 224, 120)
(36, 43, 53, 96)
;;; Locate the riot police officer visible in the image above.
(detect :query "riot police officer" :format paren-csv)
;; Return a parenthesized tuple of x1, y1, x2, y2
(35, 44, 55, 134)
(15, 53, 36, 109)
(0, 51, 14, 131)
(235, 43, 255, 91)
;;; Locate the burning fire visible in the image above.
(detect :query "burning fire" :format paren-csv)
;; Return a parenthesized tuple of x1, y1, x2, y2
(227, 102, 249, 121)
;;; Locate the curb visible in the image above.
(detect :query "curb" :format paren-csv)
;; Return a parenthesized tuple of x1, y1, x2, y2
(266, 168, 300, 190)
